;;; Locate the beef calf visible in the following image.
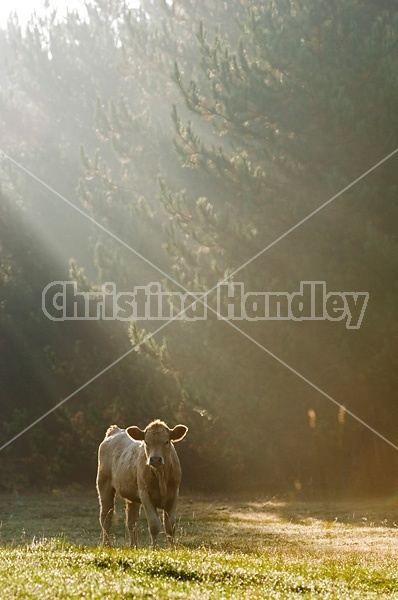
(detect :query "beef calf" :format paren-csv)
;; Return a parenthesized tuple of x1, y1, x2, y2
(96, 419, 188, 547)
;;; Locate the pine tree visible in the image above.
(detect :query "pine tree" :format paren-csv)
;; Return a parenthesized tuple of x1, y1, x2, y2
(53, 0, 398, 493)
(0, 3, 182, 489)
(152, 0, 398, 493)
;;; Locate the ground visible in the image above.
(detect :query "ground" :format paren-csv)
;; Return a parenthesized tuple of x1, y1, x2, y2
(1, 490, 398, 598)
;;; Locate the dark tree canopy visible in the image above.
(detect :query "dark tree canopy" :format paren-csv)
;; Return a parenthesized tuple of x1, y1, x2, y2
(0, 0, 397, 495)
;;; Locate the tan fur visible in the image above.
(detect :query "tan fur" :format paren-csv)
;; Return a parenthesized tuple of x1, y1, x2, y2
(96, 420, 188, 547)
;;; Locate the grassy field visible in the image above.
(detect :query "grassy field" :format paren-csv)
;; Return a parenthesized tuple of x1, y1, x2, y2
(1, 490, 398, 598)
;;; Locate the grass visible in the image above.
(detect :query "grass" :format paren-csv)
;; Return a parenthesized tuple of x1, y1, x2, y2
(1, 490, 398, 598)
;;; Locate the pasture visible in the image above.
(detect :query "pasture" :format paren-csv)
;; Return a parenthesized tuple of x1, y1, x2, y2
(1, 490, 398, 598)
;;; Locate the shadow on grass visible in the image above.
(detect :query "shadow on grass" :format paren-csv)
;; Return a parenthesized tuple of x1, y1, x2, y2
(1, 488, 398, 552)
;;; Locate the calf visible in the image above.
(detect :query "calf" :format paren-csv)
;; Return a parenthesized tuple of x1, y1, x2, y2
(96, 419, 188, 547)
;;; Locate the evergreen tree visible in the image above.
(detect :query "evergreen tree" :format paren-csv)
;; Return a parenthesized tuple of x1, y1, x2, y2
(154, 0, 398, 493)
(0, 3, 182, 489)
(4, 0, 396, 494)
(63, 0, 398, 493)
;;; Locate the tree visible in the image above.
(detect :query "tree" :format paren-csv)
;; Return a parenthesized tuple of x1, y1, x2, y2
(155, 0, 398, 493)
(0, 2, 182, 490)
(5, 0, 396, 494)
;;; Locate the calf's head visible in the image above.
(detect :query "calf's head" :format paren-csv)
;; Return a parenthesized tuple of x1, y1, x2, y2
(127, 420, 188, 467)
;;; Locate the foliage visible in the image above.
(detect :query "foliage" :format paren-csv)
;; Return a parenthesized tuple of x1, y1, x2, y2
(0, 2, 182, 490)
(135, 0, 398, 493)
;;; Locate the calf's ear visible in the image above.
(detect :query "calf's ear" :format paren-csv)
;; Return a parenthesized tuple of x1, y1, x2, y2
(170, 424, 188, 442)
(126, 426, 146, 441)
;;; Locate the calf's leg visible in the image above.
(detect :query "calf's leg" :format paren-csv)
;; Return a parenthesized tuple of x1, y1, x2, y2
(163, 496, 178, 545)
(98, 483, 116, 546)
(141, 492, 162, 547)
(125, 501, 141, 548)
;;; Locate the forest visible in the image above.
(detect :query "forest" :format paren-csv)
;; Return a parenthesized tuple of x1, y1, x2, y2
(0, 0, 397, 497)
